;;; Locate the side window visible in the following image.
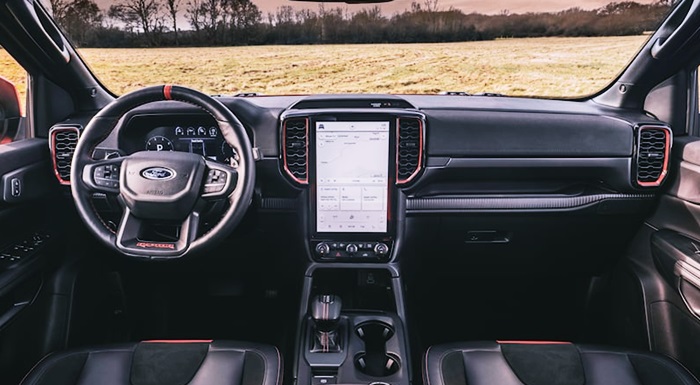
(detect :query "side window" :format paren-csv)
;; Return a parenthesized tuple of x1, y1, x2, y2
(0, 49, 27, 144)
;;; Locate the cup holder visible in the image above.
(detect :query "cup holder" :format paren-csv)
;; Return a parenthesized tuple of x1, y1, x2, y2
(356, 321, 395, 342)
(354, 321, 400, 377)
(355, 352, 401, 377)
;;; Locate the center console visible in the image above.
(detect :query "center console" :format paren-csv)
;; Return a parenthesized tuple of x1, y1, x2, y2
(296, 268, 411, 385)
(282, 110, 424, 263)
(281, 108, 425, 385)
(308, 116, 398, 263)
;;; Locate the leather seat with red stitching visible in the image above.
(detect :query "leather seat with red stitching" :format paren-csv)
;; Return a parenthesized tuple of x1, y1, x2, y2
(20, 340, 281, 385)
(423, 341, 699, 385)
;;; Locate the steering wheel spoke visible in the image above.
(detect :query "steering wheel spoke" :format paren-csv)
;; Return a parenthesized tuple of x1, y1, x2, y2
(202, 159, 238, 199)
(115, 208, 200, 258)
(82, 158, 125, 194)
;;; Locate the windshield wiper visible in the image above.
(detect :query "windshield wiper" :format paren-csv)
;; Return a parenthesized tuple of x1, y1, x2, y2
(474, 92, 505, 97)
(234, 92, 263, 97)
(438, 91, 506, 97)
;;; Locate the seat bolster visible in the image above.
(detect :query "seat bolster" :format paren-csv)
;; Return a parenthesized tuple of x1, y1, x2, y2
(20, 344, 136, 385)
(187, 341, 282, 385)
(424, 342, 523, 385)
(577, 345, 700, 385)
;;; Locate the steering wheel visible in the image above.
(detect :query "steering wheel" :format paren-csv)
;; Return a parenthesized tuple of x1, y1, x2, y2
(70, 85, 255, 259)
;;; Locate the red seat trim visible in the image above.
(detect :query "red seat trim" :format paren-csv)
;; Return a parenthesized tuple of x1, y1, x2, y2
(142, 339, 213, 343)
(496, 340, 571, 345)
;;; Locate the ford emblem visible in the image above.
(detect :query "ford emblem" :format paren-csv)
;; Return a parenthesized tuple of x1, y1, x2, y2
(141, 167, 176, 180)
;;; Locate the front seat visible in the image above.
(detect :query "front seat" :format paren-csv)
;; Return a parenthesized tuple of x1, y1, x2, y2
(424, 341, 699, 385)
(20, 340, 281, 385)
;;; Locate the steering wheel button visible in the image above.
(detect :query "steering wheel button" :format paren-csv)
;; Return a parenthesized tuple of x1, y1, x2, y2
(204, 183, 225, 193)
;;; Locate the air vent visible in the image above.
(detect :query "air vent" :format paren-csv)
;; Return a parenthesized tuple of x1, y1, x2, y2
(397, 117, 424, 185)
(635, 125, 671, 187)
(282, 118, 308, 184)
(49, 125, 80, 185)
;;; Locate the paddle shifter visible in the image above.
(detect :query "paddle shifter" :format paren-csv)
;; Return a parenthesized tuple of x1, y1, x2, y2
(310, 294, 343, 352)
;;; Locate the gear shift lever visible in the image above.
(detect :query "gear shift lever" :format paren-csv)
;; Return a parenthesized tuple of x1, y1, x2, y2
(310, 294, 342, 352)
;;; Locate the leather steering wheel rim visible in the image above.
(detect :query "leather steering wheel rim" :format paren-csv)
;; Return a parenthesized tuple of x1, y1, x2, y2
(70, 85, 256, 259)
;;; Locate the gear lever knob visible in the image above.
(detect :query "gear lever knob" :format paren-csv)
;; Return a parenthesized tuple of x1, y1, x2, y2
(310, 294, 342, 332)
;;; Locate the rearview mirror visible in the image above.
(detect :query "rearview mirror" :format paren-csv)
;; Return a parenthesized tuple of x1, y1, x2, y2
(290, 0, 392, 4)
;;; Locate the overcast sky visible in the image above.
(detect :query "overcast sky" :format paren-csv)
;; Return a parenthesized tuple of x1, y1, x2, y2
(92, 0, 658, 16)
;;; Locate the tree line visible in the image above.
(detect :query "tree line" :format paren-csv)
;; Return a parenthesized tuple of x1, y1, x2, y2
(48, 0, 673, 48)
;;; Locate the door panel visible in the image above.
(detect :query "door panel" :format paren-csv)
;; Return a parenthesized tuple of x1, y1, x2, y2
(0, 85, 62, 382)
(618, 137, 700, 377)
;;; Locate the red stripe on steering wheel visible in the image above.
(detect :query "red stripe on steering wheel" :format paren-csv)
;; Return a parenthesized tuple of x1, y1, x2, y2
(163, 85, 173, 100)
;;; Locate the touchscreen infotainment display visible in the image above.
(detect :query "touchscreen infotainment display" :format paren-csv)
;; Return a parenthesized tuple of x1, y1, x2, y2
(316, 121, 390, 233)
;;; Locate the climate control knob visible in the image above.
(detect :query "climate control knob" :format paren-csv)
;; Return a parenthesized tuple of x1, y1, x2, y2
(315, 243, 331, 257)
(346, 244, 358, 255)
(374, 243, 390, 256)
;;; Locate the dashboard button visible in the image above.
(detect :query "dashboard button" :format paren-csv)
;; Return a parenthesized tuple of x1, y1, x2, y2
(315, 243, 330, 257)
(374, 243, 390, 256)
(346, 244, 358, 255)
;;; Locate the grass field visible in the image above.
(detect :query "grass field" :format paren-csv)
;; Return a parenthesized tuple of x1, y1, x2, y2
(1, 36, 648, 106)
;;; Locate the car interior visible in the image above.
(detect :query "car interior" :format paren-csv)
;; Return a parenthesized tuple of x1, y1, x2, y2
(2, 0, 700, 384)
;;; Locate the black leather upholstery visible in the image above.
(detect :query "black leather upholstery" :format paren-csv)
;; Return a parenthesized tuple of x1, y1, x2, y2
(20, 341, 281, 385)
(424, 341, 700, 385)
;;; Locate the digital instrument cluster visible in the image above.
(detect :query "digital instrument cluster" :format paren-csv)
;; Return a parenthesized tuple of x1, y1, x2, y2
(120, 115, 239, 165)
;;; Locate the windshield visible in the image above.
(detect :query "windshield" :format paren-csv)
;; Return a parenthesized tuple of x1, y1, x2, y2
(42, 0, 672, 98)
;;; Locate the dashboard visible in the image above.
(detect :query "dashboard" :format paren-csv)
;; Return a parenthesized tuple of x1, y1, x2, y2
(63, 94, 671, 269)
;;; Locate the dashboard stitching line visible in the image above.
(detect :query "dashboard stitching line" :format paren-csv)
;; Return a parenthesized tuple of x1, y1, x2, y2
(407, 194, 655, 211)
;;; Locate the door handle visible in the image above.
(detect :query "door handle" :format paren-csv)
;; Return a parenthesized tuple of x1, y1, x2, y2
(675, 258, 700, 316)
(651, 230, 700, 318)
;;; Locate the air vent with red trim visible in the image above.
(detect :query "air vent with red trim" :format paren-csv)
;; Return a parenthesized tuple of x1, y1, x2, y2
(635, 125, 671, 187)
(282, 117, 308, 184)
(396, 117, 423, 185)
(49, 125, 80, 185)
